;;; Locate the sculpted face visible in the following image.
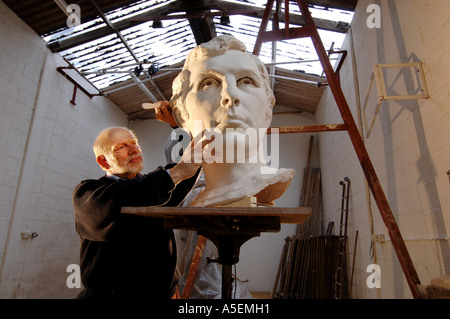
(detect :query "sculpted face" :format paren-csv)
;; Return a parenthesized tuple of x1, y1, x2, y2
(182, 49, 272, 135)
(169, 36, 294, 207)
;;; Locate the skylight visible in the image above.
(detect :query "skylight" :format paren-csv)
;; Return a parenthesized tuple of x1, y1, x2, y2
(43, 0, 354, 90)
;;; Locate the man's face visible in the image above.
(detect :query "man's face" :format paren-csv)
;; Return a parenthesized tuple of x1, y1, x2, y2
(184, 50, 272, 135)
(104, 129, 144, 179)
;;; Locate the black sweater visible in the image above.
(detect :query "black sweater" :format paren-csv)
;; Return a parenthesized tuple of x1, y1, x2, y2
(72, 166, 199, 299)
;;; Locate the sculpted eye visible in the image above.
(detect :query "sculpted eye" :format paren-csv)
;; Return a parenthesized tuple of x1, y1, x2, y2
(237, 77, 256, 87)
(199, 77, 220, 90)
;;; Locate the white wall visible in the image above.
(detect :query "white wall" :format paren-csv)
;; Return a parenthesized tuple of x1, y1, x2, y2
(316, 0, 450, 299)
(0, 2, 128, 298)
(132, 119, 174, 170)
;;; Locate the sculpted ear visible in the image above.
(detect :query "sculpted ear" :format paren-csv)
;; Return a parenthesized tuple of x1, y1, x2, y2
(96, 155, 110, 170)
(172, 106, 185, 128)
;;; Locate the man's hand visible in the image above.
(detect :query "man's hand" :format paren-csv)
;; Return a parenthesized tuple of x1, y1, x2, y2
(168, 130, 216, 185)
(155, 101, 178, 128)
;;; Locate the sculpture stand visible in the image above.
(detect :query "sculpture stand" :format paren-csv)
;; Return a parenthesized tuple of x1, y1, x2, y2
(166, 214, 280, 299)
(122, 206, 310, 299)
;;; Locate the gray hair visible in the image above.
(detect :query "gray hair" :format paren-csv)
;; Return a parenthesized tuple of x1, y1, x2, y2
(170, 35, 276, 128)
(93, 126, 135, 158)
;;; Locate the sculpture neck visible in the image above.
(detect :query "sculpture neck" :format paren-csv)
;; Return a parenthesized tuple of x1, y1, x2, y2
(202, 162, 264, 191)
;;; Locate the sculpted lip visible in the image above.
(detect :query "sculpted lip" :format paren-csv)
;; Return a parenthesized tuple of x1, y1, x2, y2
(217, 117, 250, 130)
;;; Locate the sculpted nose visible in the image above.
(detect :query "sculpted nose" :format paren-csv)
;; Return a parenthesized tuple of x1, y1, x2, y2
(221, 80, 240, 109)
(222, 96, 240, 109)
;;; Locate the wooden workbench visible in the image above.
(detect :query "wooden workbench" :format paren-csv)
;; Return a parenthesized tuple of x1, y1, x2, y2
(122, 206, 310, 224)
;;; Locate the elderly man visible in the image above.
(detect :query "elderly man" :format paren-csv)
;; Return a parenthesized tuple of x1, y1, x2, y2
(168, 35, 294, 207)
(72, 126, 211, 299)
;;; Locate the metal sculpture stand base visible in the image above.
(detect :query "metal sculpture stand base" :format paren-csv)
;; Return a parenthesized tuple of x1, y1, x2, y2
(165, 215, 281, 299)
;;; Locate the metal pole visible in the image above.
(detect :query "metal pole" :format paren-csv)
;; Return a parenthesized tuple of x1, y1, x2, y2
(130, 72, 158, 102)
(222, 264, 233, 299)
(89, 0, 166, 100)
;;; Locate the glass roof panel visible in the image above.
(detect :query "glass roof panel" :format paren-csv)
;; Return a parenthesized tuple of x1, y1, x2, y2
(42, 0, 353, 89)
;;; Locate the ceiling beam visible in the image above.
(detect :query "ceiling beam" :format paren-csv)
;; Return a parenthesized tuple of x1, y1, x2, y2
(179, 0, 216, 45)
(89, 0, 139, 63)
(47, 2, 175, 52)
(88, 0, 166, 102)
(306, 0, 357, 12)
(134, 0, 351, 33)
(47, 0, 351, 53)
(214, 0, 350, 31)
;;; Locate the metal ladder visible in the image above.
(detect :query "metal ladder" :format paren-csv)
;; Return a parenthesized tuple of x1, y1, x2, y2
(335, 177, 350, 299)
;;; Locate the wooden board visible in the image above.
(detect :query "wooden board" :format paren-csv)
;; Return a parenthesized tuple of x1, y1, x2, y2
(122, 206, 311, 224)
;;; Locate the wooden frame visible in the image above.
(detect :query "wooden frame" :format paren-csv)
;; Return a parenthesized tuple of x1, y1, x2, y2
(363, 62, 430, 138)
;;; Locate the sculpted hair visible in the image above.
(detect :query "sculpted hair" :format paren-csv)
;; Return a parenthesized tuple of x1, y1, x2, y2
(170, 35, 276, 128)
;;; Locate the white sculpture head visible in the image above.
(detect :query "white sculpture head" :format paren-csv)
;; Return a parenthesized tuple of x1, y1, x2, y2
(171, 35, 275, 135)
(170, 35, 294, 207)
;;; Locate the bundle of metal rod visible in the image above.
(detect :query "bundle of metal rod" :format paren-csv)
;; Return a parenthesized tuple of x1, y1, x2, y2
(296, 167, 322, 237)
(271, 235, 341, 299)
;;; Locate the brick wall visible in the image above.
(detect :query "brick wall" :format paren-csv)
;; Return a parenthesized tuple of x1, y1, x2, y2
(0, 2, 128, 298)
(316, 0, 450, 298)
(3, 0, 449, 299)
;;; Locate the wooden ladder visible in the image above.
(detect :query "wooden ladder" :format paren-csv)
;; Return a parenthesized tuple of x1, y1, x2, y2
(253, 0, 422, 299)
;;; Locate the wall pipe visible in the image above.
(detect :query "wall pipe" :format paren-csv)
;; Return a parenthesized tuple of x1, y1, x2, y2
(56, 66, 103, 105)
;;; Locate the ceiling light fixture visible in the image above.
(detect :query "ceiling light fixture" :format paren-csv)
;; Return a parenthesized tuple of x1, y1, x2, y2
(134, 65, 143, 76)
(148, 63, 159, 75)
(152, 19, 163, 28)
(220, 9, 230, 25)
